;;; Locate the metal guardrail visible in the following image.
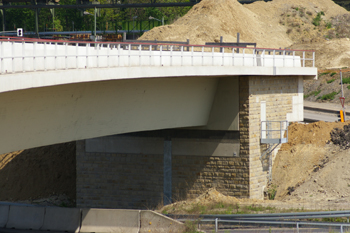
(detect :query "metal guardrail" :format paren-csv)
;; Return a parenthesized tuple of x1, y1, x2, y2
(261, 120, 288, 144)
(169, 210, 350, 233)
(0, 36, 315, 75)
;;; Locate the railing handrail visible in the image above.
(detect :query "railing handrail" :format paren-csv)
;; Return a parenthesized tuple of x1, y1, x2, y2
(0, 36, 316, 53)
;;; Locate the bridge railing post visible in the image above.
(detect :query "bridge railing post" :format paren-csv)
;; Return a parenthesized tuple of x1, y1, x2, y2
(44, 42, 47, 71)
(22, 41, 25, 73)
(33, 42, 36, 72)
(55, 42, 57, 70)
(76, 43, 79, 69)
(1, 41, 4, 74)
(11, 41, 14, 73)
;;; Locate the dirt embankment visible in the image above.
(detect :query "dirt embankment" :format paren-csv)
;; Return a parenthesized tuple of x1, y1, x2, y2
(272, 121, 350, 208)
(0, 142, 76, 205)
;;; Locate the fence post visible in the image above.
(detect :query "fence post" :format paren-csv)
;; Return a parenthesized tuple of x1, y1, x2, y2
(22, 41, 25, 73)
(215, 218, 218, 233)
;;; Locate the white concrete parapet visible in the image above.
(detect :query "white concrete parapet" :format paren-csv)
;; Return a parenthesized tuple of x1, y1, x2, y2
(0, 37, 315, 75)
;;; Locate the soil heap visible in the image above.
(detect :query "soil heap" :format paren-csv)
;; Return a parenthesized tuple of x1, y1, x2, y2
(140, 0, 350, 69)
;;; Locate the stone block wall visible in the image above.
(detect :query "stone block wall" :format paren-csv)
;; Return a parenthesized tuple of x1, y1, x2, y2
(239, 76, 300, 199)
(76, 135, 249, 209)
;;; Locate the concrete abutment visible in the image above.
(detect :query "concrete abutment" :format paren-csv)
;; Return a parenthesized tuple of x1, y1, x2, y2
(76, 75, 304, 208)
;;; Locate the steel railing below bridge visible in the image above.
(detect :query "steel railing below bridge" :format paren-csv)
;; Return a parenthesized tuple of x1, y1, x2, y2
(0, 36, 315, 75)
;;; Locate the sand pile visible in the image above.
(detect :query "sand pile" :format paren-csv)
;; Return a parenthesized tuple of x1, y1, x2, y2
(140, 0, 293, 48)
(140, 0, 350, 69)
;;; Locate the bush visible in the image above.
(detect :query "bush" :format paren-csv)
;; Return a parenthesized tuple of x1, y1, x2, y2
(342, 77, 350, 84)
(330, 72, 337, 77)
(318, 91, 338, 100)
(268, 185, 277, 200)
(304, 90, 321, 98)
(313, 12, 324, 26)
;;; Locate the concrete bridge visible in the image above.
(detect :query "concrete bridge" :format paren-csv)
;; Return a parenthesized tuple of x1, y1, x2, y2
(0, 37, 317, 206)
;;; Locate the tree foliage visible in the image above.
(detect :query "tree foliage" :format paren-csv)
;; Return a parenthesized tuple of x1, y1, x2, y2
(0, 0, 193, 33)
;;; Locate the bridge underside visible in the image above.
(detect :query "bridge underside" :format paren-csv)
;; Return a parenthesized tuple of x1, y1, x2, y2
(0, 75, 235, 155)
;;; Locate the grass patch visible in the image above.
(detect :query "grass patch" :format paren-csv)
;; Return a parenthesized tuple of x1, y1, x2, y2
(319, 71, 331, 76)
(343, 77, 350, 84)
(183, 202, 278, 215)
(327, 79, 335, 84)
(330, 72, 337, 77)
(304, 90, 321, 99)
(267, 184, 277, 200)
(313, 12, 324, 26)
(184, 220, 201, 233)
(347, 85, 350, 90)
(318, 91, 339, 100)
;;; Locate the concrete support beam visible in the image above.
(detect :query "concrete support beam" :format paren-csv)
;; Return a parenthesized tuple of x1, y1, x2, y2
(163, 139, 172, 206)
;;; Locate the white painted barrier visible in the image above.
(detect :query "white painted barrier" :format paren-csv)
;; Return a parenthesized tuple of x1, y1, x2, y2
(41, 207, 81, 232)
(6, 206, 45, 230)
(0, 205, 9, 227)
(80, 208, 141, 233)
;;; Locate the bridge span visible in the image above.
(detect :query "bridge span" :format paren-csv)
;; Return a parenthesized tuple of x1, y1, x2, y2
(0, 37, 317, 205)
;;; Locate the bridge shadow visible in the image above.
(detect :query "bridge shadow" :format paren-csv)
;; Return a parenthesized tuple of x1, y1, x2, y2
(78, 129, 243, 210)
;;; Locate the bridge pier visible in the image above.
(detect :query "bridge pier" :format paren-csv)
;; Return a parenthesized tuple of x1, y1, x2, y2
(75, 75, 306, 208)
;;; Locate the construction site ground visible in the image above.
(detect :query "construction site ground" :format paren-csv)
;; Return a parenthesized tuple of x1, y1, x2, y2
(1, 0, 350, 213)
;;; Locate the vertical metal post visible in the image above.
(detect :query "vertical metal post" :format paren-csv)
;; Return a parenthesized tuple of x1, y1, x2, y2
(1, 9, 5, 33)
(340, 69, 346, 121)
(303, 51, 305, 67)
(163, 138, 172, 206)
(237, 32, 240, 53)
(341, 225, 344, 233)
(219, 36, 223, 53)
(35, 8, 39, 38)
(215, 218, 218, 233)
(296, 222, 299, 233)
(94, 7, 97, 42)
